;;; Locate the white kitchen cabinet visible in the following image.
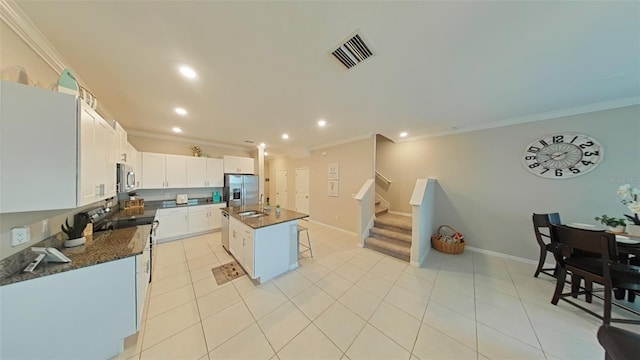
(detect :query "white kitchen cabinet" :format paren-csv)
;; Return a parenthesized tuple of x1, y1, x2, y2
(186, 157, 207, 187)
(206, 158, 225, 186)
(135, 236, 151, 329)
(165, 154, 187, 188)
(0, 256, 137, 359)
(141, 152, 166, 189)
(141, 152, 187, 189)
(115, 122, 128, 164)
(1, 81, 77, 212)
(187, 158, 224, 187)
(78, 105, 116, 207)
(188, 204, 226, 233)
(227, 217, 293, 283)
(155, 207, 189, 242)
(1, 81, 117, 212)
(223, 155, 255, 174)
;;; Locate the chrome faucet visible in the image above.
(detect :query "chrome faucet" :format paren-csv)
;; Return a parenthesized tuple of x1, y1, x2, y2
(259, 193, 264, 206)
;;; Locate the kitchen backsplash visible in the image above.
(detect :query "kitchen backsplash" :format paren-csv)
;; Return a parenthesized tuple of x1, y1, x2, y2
(125, 187, 223, 202)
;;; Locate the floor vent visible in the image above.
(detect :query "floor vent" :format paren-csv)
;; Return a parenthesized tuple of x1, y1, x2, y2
(331, 33, 374, 70)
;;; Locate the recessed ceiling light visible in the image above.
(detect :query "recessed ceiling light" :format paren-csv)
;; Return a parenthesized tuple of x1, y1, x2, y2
(259, 142, 266, 148)
(172, 127, 182, 133)
(282, 134, 289, 140)
(264, 152, 269, 156)
(399, 132, 408, 138)
(178, 65, 197, 79)
(318, 119, 327, 127)
(175, 107, 187, 116)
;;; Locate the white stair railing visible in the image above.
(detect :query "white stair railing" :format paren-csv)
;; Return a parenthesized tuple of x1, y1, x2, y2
(354, 179, 375, 247)
(409, 179, 437, 267)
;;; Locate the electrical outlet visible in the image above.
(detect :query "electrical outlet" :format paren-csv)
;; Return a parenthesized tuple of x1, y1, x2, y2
(11, 227, 30, 246)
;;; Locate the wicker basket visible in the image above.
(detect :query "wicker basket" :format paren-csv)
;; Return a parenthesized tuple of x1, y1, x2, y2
(431, 225, 465, 254)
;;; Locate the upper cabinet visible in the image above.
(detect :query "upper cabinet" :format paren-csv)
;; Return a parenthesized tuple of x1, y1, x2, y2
(223, 155, 255, 174)
(1, 81, 78, 212)
(187, 158, 224, 188)
(140, 153, 187, 189)
(0, 81, 116, 213)
(78, 105, 117, 207)
(115, 122, 127, 164)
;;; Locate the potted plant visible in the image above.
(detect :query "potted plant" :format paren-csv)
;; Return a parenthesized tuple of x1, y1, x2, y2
(190, 145, 202, 157)
(594, 215, 627, 232)
(618, 184, 640, 235)
(61, 213, 89, 247)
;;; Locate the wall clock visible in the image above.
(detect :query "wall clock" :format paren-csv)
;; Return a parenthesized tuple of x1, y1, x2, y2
(522, 133, 603, 179)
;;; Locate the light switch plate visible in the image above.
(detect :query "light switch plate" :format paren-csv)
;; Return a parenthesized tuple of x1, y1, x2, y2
(11, 227, 30, 246)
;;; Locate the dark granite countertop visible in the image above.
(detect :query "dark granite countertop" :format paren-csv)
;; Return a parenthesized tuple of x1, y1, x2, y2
(221, 205, 309, 229)
(0, 225, 149, 286)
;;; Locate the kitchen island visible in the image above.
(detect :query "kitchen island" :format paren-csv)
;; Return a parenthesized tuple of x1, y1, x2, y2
(221, 206, 308, 283)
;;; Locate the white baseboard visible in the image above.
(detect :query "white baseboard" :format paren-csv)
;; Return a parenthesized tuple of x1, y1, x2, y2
(307, 219, 358, 236)
(465, 246, 555, 268)
(387, 211, 412, 217)
(410, 247, 429, 268)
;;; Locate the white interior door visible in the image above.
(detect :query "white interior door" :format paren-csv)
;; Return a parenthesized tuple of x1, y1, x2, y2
(275, 170, 288, 209)
(295, 167, 310, 215)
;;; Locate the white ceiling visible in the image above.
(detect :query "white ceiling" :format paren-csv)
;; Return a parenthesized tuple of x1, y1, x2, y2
(15, 1, 640, 156)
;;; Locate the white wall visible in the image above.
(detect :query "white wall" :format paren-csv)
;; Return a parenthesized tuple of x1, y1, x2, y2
(377, 105, 640, 260)
(269, 137, 375, 233)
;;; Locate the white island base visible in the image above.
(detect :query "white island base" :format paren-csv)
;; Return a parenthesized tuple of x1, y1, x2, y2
(228, 216, 300, 283)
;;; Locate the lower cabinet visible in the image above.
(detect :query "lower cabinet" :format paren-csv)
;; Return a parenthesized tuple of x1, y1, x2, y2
(228, 217, 293, 283)
(155, 208, 188, 241)
(156, 204, 226, 242)
(0, 258, 138, 359)
(188, 205, 224, 233)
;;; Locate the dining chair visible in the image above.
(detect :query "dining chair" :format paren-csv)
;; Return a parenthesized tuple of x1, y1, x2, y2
(549, 224, 640, 325)
(532, 212, 562, 278)
(597, 325, 640, 360)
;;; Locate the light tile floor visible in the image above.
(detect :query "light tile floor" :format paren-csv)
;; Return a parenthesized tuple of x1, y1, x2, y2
(116, 221, 640, 360)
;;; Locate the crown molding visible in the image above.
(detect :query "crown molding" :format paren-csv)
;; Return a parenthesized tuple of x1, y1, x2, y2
(126, 129, 252, 151)
(401, 96, 640, 142)
(310, 133, 374, 152)
(0, 0, 90, 85)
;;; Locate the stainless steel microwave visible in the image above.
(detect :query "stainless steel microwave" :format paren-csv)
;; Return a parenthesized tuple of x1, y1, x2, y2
(117, 164, 136, 193)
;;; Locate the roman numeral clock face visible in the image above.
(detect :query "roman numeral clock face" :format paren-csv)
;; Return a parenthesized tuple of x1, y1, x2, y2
(522, 133, 603, 179)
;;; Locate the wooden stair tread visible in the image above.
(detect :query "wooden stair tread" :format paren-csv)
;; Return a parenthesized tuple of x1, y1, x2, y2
(370, 227, 412, 243)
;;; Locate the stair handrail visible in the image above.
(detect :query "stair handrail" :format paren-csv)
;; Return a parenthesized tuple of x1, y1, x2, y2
(375, 171, 392, 186)
(409, 179, 437, 267)
(354, 179, 375, 247)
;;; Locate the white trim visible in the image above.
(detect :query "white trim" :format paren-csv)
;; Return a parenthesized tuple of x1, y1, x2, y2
(466, 246, 554, 268)
(127, 130, 251, 151)
(401, 97, 640, 142)
(410, 249, 429, 267)
(388, 211, 412, 217)
(307, 219, 358, 236)
(0, 0, 68, 74)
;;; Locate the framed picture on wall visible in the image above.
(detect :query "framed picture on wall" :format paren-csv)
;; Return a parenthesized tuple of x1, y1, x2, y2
(328, 163, 339, 180)
(328, 181, 339, 197)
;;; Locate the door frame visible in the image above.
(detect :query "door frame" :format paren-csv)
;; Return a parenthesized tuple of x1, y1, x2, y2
(295, 167, 310, 215)
(275, 169, 288, 208)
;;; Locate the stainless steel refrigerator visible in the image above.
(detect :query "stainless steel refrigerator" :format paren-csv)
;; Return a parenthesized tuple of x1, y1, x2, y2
(224, 174, 259, 207)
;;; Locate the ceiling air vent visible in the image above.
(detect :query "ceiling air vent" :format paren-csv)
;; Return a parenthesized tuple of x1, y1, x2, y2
(331, 33, 374, 70)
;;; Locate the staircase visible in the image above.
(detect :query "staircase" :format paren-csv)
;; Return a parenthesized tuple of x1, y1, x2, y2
(375, 200, 388, 216)
(365, 212, 412, 262)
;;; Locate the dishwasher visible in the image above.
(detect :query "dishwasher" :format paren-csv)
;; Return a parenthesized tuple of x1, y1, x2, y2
(221, 212, 230, 252)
